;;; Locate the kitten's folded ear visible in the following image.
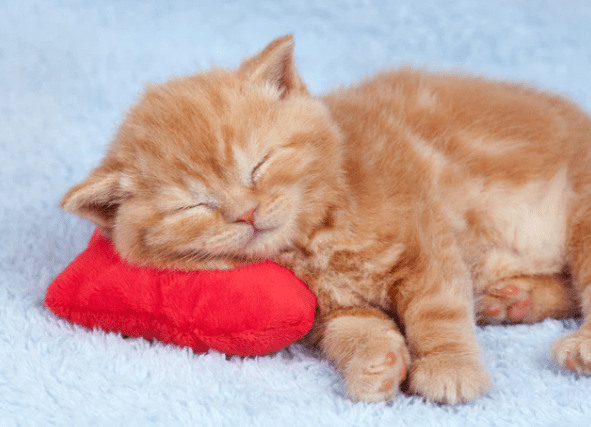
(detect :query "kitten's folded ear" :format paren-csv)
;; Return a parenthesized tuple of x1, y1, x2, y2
(238, 34, 309, 97)
(60, 167, 129, 234)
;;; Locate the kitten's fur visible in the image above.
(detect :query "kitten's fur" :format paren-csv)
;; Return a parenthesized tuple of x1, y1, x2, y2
(61, 36, 590, 404)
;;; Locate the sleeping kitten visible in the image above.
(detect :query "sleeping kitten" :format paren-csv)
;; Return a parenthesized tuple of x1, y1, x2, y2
(60, 35, 589, 404)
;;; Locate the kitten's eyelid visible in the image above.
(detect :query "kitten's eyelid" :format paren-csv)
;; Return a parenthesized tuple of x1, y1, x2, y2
(174, 204, 201, 212)
(251, 152, 273, 183)
(186, 182, 218, 209)
(173, 202, 214, 212)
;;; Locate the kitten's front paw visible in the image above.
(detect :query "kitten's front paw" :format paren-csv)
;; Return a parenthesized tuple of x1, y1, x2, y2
(409, 353, 491, 404)
(342, 329, 410, 403)
(551, 329, 591, 374)
(321, 315, 411, 403)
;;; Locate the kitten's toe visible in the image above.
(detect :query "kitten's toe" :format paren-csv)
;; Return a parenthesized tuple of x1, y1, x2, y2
(409, 353, 491, 404)
(551, 329, 591, 374)
(343, 330, 410, 403)
(478, 282, 531, 324)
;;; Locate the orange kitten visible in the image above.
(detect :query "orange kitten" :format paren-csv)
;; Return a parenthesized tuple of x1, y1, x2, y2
(61, 35, 589, 404)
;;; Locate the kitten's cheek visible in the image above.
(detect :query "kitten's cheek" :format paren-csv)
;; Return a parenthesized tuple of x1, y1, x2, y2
(142, 227, 183, 253)
(256, 187, 301, 225)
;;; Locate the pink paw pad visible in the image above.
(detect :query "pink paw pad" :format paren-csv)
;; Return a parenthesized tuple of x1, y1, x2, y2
(498, 284, 520, 297)
(378, 354, 407, 393)
(385, 352, 397, 366)
(565, 354, 591, 373)
(507, 295, 531, 322)
(484, 283, 531, 323)
(566, 355, 578, 371)
(482, 300, 503, 317)
(379, 378, 395, 392)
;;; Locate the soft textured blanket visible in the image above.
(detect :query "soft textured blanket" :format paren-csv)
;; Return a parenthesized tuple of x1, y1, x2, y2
(2, 1, 591, 426)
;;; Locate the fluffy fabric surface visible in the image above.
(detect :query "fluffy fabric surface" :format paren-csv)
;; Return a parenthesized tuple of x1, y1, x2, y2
(2, 0, 591, 426)
(44, 229, 315, 357)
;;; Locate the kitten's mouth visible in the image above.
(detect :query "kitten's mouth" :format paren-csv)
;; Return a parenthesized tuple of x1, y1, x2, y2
(246, 225, 276, 242)
(244, 220, 278, 236)
(242, 224, 282, 254)
(253, 225, 276, 234)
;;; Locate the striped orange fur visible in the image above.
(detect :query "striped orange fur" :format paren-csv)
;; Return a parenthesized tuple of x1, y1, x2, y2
(61, 35, 590, 403)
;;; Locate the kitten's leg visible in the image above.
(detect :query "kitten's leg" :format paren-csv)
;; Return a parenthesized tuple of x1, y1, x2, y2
(551, 205, 591, 373)
(311, 307, 410, 402)
(477, 274, 580, 325)
(397, 243, 492, 404)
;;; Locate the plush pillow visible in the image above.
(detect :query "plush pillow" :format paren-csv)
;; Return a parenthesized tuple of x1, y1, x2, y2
(44, 229, 316, 356)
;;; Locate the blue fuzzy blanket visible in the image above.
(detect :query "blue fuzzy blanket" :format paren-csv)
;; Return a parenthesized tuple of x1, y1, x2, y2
(2, 1, 591, 425)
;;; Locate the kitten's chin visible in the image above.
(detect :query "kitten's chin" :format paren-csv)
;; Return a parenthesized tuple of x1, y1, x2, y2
(239, 228, 290, 259)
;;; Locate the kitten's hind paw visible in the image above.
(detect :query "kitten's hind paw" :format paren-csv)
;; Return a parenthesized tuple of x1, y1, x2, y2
(477, 280, 532, 324)
(551, 329, 591, 374)
(478, 274, 577, 325)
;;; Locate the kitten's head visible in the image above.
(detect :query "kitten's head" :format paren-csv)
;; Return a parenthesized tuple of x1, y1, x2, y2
(61, 35, 346, 269)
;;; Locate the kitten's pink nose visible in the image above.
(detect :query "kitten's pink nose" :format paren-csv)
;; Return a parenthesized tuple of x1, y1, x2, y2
(235, 207, 257, 226)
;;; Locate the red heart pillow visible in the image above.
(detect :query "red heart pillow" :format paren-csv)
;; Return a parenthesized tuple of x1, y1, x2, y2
(44, 229, 316, 356)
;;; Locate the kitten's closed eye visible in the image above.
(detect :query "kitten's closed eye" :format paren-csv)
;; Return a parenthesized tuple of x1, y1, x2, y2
(251, 152, 273, 185)
(172, 203, 214, 212)
(162, 183, 220, 214)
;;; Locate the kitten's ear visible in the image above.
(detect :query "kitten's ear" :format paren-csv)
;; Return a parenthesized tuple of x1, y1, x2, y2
(60, 167, 129, 233)
(238, 34, 309, 97)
